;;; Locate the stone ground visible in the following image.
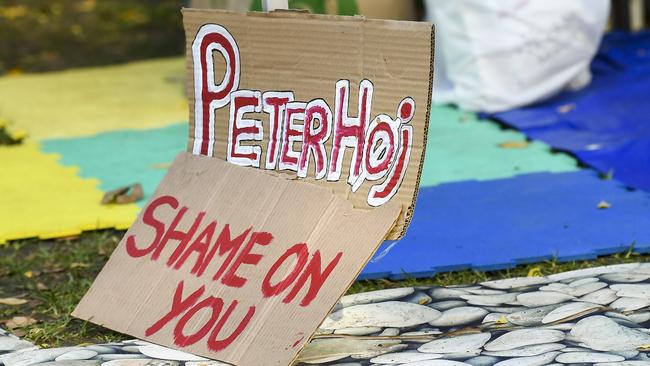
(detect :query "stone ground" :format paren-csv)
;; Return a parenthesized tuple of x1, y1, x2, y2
(3, 263, 650, 365)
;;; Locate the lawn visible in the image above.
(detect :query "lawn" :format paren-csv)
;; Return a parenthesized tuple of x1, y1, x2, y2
(0, 230, 646, 348)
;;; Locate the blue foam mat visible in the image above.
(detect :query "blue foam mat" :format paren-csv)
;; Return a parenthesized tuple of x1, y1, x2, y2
(360, 170, 650, 280)
(488, 31, 650, 192)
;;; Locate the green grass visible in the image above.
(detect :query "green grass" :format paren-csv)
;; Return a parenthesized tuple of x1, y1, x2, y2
(349, 246, 645, 292)
(0, 231, 126, 347)
(0, 230, 648, 347)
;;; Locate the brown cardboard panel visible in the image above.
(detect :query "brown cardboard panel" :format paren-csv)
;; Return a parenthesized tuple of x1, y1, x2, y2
(183, 9, 433, 239)
(73, 152, 401, 366)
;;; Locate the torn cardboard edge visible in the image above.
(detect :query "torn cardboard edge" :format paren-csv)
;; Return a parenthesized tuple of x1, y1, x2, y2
(182, 8, 434, 240)
(404, 22, 435, 239)
(74, 152, 401, 366)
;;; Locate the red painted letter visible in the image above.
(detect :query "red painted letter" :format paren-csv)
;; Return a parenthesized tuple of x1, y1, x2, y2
(173, 297, 223, 347)
(284, 251, 343, 307)
(328, 79, 373, 184)
(145, 281, 205, 336)
(263, 91, 293, 170)
(151, 209, 204, 265)
(207, 300, 256, 352)
(368, 125, 412, 206)
(221, 232, 273, 288)
(278, 102, 306, 172)
(298, 99, 332, 179)
(173, 221, 217, 274)
(227, 89, 263, 167)
(191, 24, 240, 156)
(262, 243, 309, 298)
(205, 225, 251, 280)
(126, 195, 178, 258)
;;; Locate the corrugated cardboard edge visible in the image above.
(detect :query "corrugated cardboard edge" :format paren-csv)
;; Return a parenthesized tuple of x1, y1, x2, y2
(288, 206, 402, 365)
(394, 22, 435, 240)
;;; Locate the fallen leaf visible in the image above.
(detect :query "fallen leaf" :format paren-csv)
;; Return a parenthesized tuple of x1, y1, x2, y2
(36, 283, 49, 291)
(496, 315, 508, 325)
(598, 200, 611, 209)
(56, 235, 80, 242)
(601, 169, 615, 180)
(23, 271, 33, 278)
(527, 267, 543, 277)
(70, 262, 90, 269)
(12, 329, 26, 337)
(498, 141, 529, 149)
(101, 183, 144, 204)
(28, 299, 43, 307)
(557, 103, 576, 114)
(0, 297, 28, 306)
(5, 316, 38, 329)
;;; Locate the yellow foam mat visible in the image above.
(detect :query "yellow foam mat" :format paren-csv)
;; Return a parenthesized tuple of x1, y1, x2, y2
(0, 57, 187, 141)
(0, 144, 139, 244)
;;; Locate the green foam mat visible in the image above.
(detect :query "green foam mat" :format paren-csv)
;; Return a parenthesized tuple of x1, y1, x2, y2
(420, 106, 579, 187)
(42, 123, 187, 206)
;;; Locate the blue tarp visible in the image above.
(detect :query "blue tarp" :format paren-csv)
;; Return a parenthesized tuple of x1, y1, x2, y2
(489, 31, 650, 192)
(361, 170, 650, 280)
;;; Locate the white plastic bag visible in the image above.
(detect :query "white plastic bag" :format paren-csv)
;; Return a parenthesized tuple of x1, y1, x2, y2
(426, 0, 610, 112)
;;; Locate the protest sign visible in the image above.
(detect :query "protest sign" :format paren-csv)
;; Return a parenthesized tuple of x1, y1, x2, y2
(183, 9, 433, 239)
(75, 8, 433, 366)
(74, 153, 401, 365)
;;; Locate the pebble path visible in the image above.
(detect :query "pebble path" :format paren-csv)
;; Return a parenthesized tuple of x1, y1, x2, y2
(4, 263, 650, 365)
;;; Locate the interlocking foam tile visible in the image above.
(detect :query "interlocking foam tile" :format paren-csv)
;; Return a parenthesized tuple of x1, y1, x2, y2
(0, 58, 186, 141)
(361, 170, 650, 280)
(0, 144, 139, 245)
(42, 124, 188, 206)
(488, 31, 650, 192)
(420, 105, 578, 187)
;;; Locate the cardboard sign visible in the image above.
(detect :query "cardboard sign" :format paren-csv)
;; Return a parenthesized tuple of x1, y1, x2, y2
(184, 9, 434, 239)
(74, 153, 400, 365)
(75, 8, 434, 366)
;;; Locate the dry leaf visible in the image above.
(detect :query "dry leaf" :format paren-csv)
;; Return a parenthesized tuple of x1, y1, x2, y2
(598, 200, 611, 209)
(0, 297, 28, 306)
(36, 283, 49, 291)
(101, 183, 144, 204)
(557, 103, 576, 114)
(28, 299, 43, 307)
(5, 316, 38, 329)
(12, 329, 27, 337)
(527, 267, 543, 277)
(70, 262, 90, 269)
(23, 271, 33, 278)
(498, 141, 529, 149)
(56, 235, 80, 242)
